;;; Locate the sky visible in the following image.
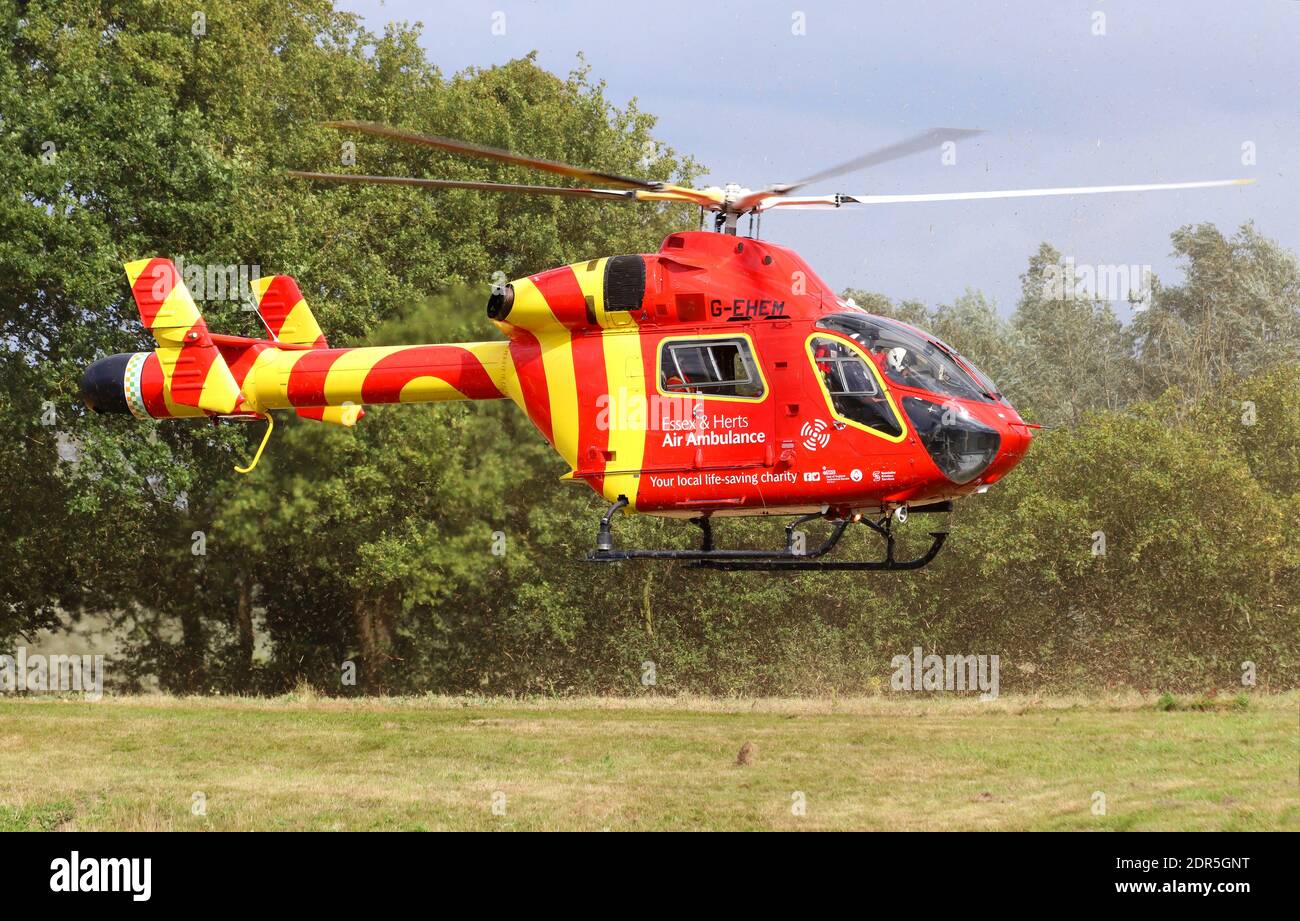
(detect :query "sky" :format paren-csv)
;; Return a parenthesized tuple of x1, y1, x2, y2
(341, 0, 1298, 314)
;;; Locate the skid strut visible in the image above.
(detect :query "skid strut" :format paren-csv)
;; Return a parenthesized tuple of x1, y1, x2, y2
(586, 498, 950, 571)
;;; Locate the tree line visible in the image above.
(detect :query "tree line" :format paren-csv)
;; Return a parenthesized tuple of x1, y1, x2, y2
(2, 1, 1296, 695)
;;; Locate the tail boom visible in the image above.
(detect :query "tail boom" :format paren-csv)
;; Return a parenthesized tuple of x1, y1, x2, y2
(254, 341, 509, 410)
(82, 340, 511, 419)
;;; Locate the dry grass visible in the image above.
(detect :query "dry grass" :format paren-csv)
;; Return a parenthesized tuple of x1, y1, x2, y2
(0, 692, 1294, 831)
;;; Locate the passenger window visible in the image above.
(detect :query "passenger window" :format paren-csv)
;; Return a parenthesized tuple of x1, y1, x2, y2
(810, 337, 903, 437)
(661, 338, 764, 398)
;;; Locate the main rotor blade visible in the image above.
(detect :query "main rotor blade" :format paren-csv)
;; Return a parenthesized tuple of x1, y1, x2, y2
(730, 127, 983, 213)
(287, 171, 636, 200)
(758, 177, 1256, 210)
(791, 127, 985, 189)
(323, 121, 664, 191)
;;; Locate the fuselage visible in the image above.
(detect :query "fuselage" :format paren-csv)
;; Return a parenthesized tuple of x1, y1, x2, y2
(81, 231, 1033, 516)
(485, 231, 1033, 516)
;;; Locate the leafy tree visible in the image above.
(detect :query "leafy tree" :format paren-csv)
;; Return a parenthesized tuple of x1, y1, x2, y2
(4, 0, 1296, 696)
(1008, 243, 1134, 426)
(1131, 222, 1300, 403)
(0, 0, 697, 672)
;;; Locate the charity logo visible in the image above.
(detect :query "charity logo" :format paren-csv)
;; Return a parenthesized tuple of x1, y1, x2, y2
(800, 419, 831, 451)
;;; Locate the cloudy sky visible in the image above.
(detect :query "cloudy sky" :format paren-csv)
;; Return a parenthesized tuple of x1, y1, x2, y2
(343, 0, 1297, 313)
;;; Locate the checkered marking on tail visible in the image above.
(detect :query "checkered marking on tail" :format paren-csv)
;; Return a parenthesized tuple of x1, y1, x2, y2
(124, 352, 151, 420)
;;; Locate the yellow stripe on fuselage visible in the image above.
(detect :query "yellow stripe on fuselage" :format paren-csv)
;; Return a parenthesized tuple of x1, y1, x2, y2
(571, 258, 608, 321)
(538, 330, 579, 470)
(322, 345, 405, 405)
(597, 330, 646, 507)
(238, 346, 282, 413)
(488, 333, 526, 412)
(511, 277, 580, 470)
(266, 348, 315, 407)
(462, 341, 513, 394)
(571, 256, 645, 507)
(398, 375, 468, 402)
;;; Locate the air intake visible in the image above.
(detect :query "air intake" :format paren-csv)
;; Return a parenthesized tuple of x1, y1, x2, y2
(604, 255, 646, 312)
(486, 284, 515, 320)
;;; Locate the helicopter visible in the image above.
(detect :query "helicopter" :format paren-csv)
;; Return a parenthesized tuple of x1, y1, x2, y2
(79, 122, 1252, 571)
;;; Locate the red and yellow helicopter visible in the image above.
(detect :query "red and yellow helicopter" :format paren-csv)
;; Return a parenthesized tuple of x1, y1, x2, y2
(80, 123, 1252, 570)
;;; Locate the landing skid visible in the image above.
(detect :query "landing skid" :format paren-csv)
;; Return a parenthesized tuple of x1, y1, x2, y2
(586, 498, 951, 572)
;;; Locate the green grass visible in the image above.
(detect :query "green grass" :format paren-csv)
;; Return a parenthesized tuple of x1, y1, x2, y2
(0, 692, 1295, 830)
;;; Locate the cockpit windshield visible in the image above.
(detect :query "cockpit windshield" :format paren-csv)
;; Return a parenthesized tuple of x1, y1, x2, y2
(954, 356, 1002, 400)
(815, 314, 992, 402)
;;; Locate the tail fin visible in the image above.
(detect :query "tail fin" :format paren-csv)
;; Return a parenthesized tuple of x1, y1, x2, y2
(249, 274, 363, 426)
(250, 275, 327, 347)
(124, 258, 244, 415)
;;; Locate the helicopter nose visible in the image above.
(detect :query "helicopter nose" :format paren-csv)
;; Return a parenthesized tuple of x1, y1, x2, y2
(983, 413, 1035, 484)
(79, 353, 133, 414)
(901, 396, 1002, 485)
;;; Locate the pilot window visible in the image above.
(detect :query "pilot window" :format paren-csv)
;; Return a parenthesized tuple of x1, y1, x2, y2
(810, 337, 904, 437)
(660, 338, 764, 398)
(815, 314, 992, 402)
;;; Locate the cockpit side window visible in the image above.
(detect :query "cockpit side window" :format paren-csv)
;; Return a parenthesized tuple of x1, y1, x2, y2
(808, 336, 904, 438)
(816, 314, 993, 402)
(660, 336, 765, 399)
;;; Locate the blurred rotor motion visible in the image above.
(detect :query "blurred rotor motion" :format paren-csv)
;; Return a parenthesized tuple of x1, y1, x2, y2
(289, 120, 1255, 235)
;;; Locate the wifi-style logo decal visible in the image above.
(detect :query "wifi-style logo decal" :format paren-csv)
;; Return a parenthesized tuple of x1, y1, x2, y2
(800, 419, 831, 451)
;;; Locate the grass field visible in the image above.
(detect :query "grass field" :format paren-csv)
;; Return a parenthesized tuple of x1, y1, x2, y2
(1, 692, 1295, 831)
